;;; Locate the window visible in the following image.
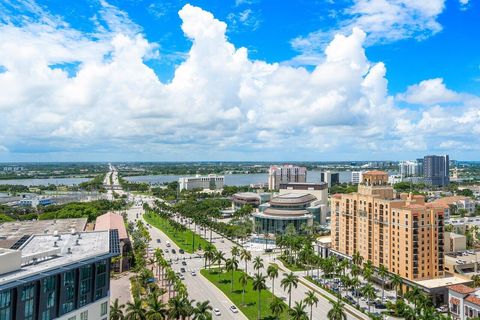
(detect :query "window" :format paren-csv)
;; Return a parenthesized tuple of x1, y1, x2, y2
(68, 317, 76, 320)
(80, 311, 88, 320)
(41, 310, 51, 320)
(0, 290, 11, 320)
(22, 283, 35, 320)
(101, 302, 108, 316)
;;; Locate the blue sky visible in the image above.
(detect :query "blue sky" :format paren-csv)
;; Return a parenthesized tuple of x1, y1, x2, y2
(0, 0, 479, 161)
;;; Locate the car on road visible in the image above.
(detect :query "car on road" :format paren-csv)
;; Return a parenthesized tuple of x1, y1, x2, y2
(172, 249, 176, 254)
(166, 242, 171, 247)
(182, 261, 187, 266)
(180, 267, 186, 273)
(191, 271, 196, 276)
(230, 305, 238, 313)
(164, 249, 169, 253)
(179, 249, 185, 254)
(156, 239, 161, 243)
(213, 308, 221, 316)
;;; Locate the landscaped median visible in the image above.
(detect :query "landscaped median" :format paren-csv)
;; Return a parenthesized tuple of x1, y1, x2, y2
(143, 211, 211, 253)
(200, 268, 290, 320)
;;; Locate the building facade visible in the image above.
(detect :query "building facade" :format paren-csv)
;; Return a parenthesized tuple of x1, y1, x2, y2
(448, 284, 480, 320)
(399, 160, 424, 178)
(424, 155, 450, 187)
(331, 170, 445, 281)
(351, 171, 364, 184)
(178, 174, 224, 191)
(320, 171, 339, 188)
(253, 193, 315, 234)
(267, 165, 307, 190)
(0, 230, 119, 320)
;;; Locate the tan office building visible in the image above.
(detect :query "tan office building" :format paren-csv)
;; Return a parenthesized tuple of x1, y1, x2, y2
(331, 170, 445, 281)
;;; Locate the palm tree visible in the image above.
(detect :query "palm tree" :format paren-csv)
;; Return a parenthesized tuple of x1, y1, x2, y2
(253, 256, 264, 275)
(110, 298, 125, 320)
(203, 244, 215, 269)
(289, 301, 309, 320)
(146, 291, 167, 320)
(304, 290, 319, 320)
(225, 257, 239, 292)
(269, 297, 286, 319)
(231, 245, 240, 258)
(391, 273, 403, 299)
(327, 300, 347, 320)
(361, 283, 376, 313)
(192, 300, 213, 320)
(125, 298, 146, 320)
(168, 295, 192, 320)
(363, 260, 373, 282)
(349, 276, 361, 306)
(352, 250, 363, 266)
(473, 274, 480, 287)
(281, 272, 299, 308)
(378, 264, 388, 301)
(240, 249, 252, 274)
(252, 273, 267, 320)
(239, 272, 249, 306)
(214, 250, 225, 280)
(405, 286, 422, 310)
(267, 264, 279, 295)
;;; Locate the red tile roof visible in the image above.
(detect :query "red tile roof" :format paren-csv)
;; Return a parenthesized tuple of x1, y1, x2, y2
(95, 212, 128, 240)
(466, 295, 480, 306)
(449, 284, 477, 295)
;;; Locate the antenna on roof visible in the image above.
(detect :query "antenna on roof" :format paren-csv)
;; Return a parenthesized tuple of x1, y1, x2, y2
(67, 248, 72, 254)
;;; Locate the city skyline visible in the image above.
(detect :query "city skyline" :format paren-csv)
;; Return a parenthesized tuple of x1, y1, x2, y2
(1, 0, 479, 162)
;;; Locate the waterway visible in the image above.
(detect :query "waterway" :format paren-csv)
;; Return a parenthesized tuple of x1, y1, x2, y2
(0, 177, 89, 186)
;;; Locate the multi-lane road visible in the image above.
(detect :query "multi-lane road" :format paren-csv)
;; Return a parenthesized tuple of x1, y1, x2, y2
(107, 166, 367, 319)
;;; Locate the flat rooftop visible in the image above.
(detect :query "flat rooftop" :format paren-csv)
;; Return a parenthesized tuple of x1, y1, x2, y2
(0, 231, 111, 288)
(415, 275, 471, 289)
(0, 218, 87, 248)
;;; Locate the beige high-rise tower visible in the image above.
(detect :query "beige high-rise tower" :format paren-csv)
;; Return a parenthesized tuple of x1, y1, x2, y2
(331, 171, 445, 281)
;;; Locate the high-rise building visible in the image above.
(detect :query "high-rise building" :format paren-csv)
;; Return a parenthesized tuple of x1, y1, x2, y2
(178, 174, 224, 191)
(331, 170, 445, 281)
(0, 230, 119, 320)
(351, 171, 364, 184)
(399, 160, 423, 178)
(424, 155, 450, 186)
(267, 165, 307, 190)
(320, 171, 339, 188)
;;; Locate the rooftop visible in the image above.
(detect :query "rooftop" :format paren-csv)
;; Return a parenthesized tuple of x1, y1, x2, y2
(270, 193, 317, 206)
(95, 212, 128, 239)
(432, 196, 470, 206)
(448, 284, 477, 295)
(415, 275, 471, 289)
(0, 230, 114, 289)
(0, 218, 88, 249)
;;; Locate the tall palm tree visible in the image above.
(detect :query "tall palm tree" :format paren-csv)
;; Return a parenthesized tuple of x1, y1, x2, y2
(240, 249, 252, 274)
(252, 273, 267, 320)
(168, 295, 192, 320)
(363, 260, 373, 282)
(225, 257, 239, 292)
(472, 274, 480, 287)
(110, 298, 125, 320)
(327, 300, 347, 320)
(239, 272, 249, 306)
(214, 250, 225, 280)
(378, 264, 388, 301)
(361, 283, 376, 313)
(349, 276, 361, 306)
(192, 300, 213, 320)
(125, 298, 147, 320)
(405, 286, 422, 310)
(304, 290, 319, 320)
(203, 244, 215, 269)
(145, 291, 167, 320)
(267, 264, 279, 295)
(281, 272, 299, 308)
(231, 245, 240, 258)
(391, 274, 403, 299)
(269, 296, 286, 319)
(253, 256, 264, 275)
(289, 301, 309, 320)
(352, 250, 363, 266)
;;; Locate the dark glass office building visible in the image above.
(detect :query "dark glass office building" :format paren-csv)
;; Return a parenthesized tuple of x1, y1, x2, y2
(424, 155, 450, 186)
(0, 230, 119, 320)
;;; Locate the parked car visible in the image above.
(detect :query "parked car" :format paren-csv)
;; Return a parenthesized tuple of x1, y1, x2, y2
(179, 249, 185, 254)
(213, 308, 221, 316)
(182, 261, 187, 266)
(180, 267, 186, 273)
(230, 305, 239, 313)
(191, 271, 196, 276)
(172, 249, 176, 254)
(156, 239, 161, 243)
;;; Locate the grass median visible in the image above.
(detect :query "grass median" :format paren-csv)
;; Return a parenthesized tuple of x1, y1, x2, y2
(200, 268, 290, 320)
(144, 212, 211, 253)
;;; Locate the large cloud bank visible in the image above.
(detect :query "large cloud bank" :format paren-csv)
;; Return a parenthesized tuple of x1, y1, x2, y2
(0, 2, 478, 160)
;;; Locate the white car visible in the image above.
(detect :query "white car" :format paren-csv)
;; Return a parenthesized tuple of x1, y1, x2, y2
(213, 308, 221, 316)
(191, 271, 196, 276)
(230, 305, 239, 313)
